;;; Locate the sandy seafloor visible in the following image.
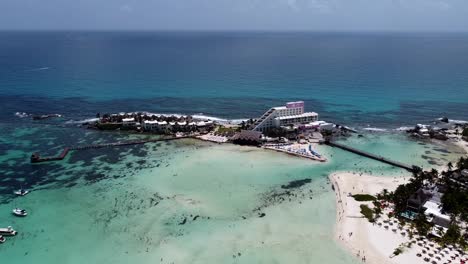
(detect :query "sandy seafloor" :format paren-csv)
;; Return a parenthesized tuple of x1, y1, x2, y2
(0, 125, 465, 264)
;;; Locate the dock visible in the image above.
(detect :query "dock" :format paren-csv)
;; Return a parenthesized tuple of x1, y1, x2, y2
(31, 136, 193, 163)
(324, 140, 420, 172)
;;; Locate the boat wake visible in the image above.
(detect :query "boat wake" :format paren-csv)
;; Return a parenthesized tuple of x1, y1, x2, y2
(27, 67, 50, 72)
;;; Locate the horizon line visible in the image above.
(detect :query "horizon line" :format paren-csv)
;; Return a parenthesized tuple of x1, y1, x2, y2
(1, 29, 468, 34)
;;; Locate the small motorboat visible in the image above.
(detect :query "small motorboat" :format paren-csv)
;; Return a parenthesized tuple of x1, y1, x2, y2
(0, 226, 17, 236)
(12, 208, 27, 217)
(0, 235, 5, 243)
(14, 189, 29, 196)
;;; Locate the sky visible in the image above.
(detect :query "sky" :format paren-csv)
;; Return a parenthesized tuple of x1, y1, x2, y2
(1, 0, 468, 31)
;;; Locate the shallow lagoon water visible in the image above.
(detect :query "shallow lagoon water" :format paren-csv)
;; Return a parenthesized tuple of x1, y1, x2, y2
(0, 127, 464, 263)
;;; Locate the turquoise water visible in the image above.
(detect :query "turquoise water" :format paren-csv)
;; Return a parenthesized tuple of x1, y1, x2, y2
(1, 31, 468, 262)
(0, 126, 464, 263)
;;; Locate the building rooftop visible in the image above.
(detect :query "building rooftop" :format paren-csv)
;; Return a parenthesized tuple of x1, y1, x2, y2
(423, 200, 450, 221)
(276, 112, 318, 120)
(273, 106, 287, 110)
(144, 120, 158, 124)
(122, 118, 135, 122)
(231, 130, 262, 141)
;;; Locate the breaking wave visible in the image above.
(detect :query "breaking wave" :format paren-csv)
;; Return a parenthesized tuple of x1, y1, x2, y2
(362, 127, 388, 132)
(14, 112, 30, 118)
(65, 118, 99, 124)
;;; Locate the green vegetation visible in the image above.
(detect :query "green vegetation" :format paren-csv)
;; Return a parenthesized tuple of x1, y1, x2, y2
(360, 204, 375, 222)
(239, 119, 255, 130)
(413, 214, 433, 237)
(441, 157, 468, 222)
(441, 224, 461, 245)
(390, 166, 438, 215)
(462, 127, 468, 138)
(377, 159, 468, 250)
(392, 247, 403, 256)
(372, 200, 382, 218)
(352, 194, 376, 202)
(215, 126, 239, 135)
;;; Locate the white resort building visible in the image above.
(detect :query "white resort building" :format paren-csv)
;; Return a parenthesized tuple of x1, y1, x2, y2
(252, 101, 318, 132)
(122, 117, 137, 126)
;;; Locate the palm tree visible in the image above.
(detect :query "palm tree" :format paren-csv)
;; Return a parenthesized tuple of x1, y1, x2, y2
(448, 162, 453, 172)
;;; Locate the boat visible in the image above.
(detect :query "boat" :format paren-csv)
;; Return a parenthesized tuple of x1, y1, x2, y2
(13, 189, 29, 196)
(12, 208, 27, 217)
(0, 235, 5, 243)
(0, 226, 17, 236)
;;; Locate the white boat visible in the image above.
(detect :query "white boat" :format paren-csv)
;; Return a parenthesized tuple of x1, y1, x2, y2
(12, 208, 27, 217)
(0, 226, 17, 236)
(14, 189, 29, 196)
(0, 235, 5, 243)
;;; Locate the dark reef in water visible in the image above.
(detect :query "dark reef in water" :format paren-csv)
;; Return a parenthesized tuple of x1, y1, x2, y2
(281, 178, 312, 189)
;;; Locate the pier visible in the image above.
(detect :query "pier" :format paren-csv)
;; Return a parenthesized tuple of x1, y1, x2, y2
(31, 136, 192, 163)
(324, 140, 420, 172)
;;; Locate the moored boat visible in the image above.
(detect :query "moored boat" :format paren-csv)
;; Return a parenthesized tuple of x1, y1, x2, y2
(0, 226, 17, 236)
(12, 208, 28, 217)
(14, 189, 29, 196)
(0, 235, 5, 243)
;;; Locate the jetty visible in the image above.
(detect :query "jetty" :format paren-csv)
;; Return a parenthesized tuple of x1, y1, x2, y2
(31, 136, 192, 163)
(324, 140, 420, 172)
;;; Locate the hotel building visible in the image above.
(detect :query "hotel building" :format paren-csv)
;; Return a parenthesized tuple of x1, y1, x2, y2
(252, 101, 318, 132)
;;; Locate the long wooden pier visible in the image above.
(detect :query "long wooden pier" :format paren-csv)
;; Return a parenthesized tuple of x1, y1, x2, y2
(31, 136, 192, 163)
(324, 140, 420, 172)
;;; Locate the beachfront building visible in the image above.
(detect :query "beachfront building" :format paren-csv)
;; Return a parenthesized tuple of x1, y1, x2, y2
(142, 120, 159, 131)
(251, 101, 318, 132)
(231, 130, 263, 146)
(403, 185, 451, 236)
(122, 117, 137, 126)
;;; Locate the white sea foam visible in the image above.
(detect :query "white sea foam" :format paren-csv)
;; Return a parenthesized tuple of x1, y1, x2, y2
(132, 111, 247, 124)
(15, 112, 30, 118)
(362, 127, 388, 132)
(395, 126, 413, 131)
(65, 118, 99, 124)
(448, 119, 468, 124)
(70, 112, 247, 125)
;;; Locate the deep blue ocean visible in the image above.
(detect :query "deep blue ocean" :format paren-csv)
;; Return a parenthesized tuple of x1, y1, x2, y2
(1, 31, 468, 127)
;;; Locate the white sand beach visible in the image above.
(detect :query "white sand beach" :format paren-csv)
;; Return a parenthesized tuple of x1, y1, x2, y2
(330, 172, 467, 264)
